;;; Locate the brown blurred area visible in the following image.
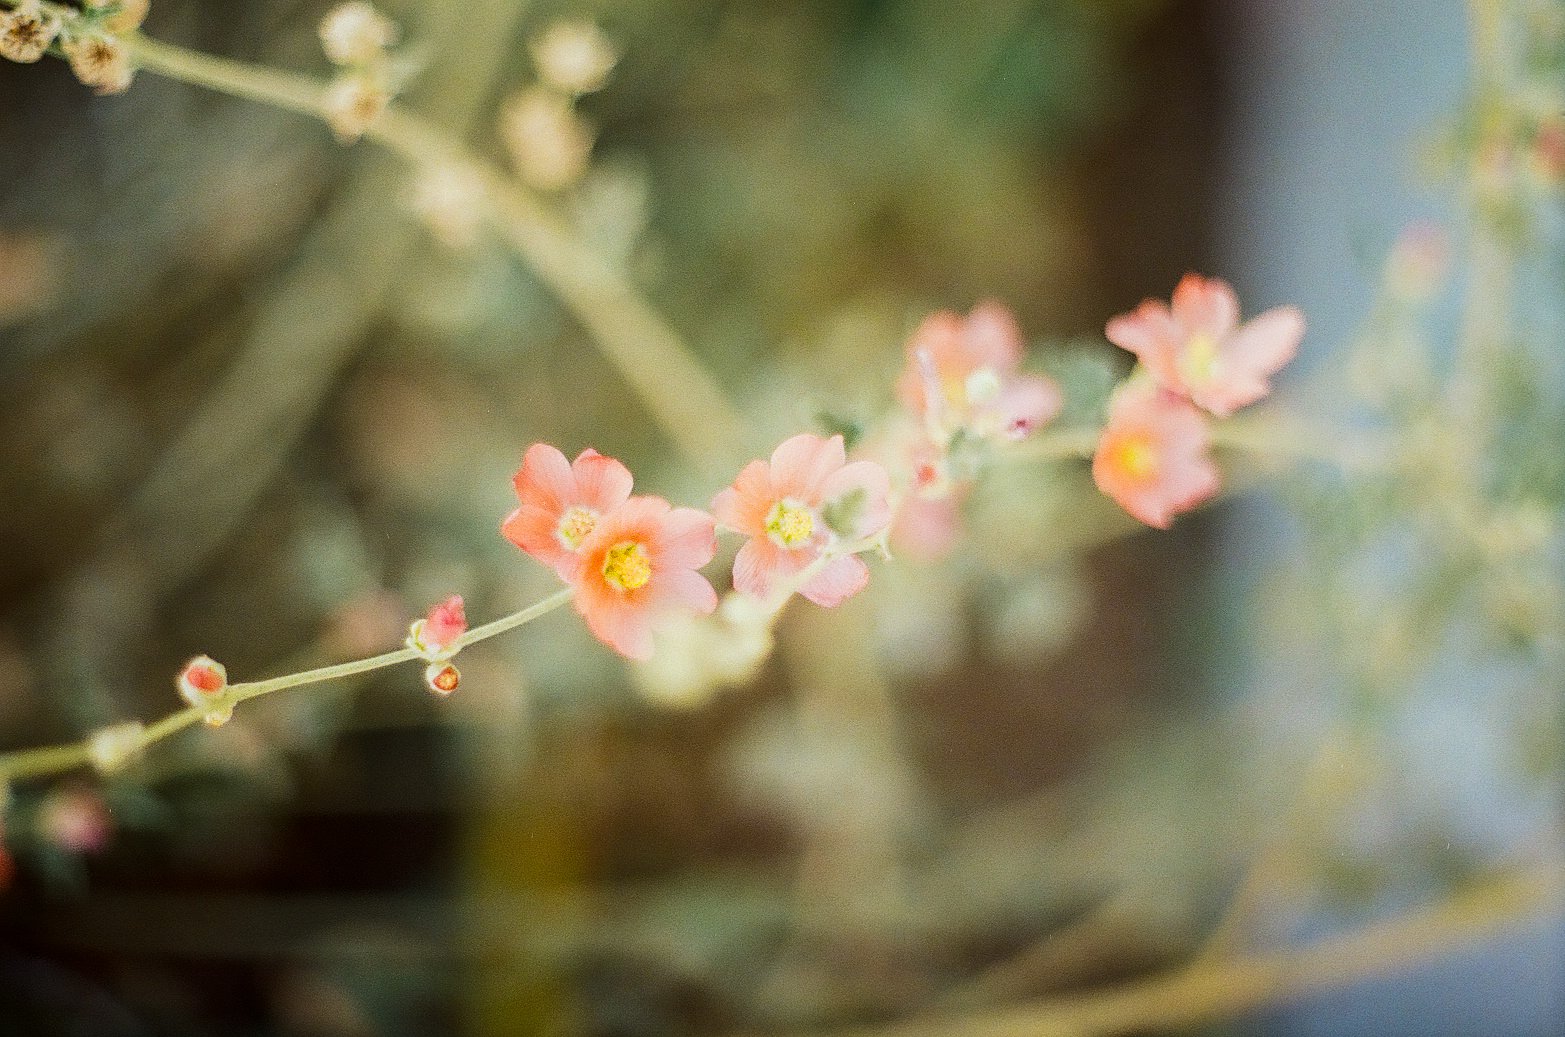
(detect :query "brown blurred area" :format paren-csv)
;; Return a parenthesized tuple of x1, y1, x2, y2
(0, 1, 1235, 1033)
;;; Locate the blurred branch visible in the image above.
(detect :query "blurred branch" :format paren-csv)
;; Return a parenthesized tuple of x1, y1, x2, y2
(768, 864, 1563, 1037)
(89, 1, 531, 594)
(125, 31, 746, 471)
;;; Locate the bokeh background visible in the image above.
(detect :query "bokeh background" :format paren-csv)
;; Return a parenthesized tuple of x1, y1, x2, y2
(1, 1, 1562, 1035)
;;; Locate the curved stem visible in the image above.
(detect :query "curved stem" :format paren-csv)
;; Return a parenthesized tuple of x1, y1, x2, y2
(123, 33, 745, 470)
(776, 864, 1562, 1037)
(0, 588, 574, 784)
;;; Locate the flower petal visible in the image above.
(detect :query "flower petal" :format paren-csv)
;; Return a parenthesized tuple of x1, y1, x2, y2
(963, 300, 1024, 372)
(799, 554, 870, 608)
(732, 536, 810, 599)
(572, 449, 634, 513)
(1194, 305, 1305, 416)
(985, 374, 1063, 440)
(1105, 299, 1183, 389)
(652, 567, 719, 615)
(513, 443, 575, 513)
(656, 507, 718, 570)
(1171, 273, 1240, 339)
(769, 433, 846, 502)
(819, 460, 893, 541)
(711, 459, 774, 535)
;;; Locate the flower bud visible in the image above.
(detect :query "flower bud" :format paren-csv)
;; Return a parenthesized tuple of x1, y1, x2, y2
(87, 722, 145, 774)
(323, 73, 390, 143)
(0, 3, 62, 64)
(319, 1, 397, 66)
(65, 34, 135, 95)
(529, 20, 617, 95)
(406, 595, 466, 661)
(424, 662, 460, 696)
(177, 655, 233, 727)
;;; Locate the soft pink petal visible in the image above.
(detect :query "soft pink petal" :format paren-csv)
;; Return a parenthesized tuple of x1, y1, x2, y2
(589, 495, 670, 542)
(572, 449, 634, 513)
(501, 504, 570, 573)
(987, 374, 1063, 440)
(578, 593, 655, 660)
(799, 554, 870, 608)
(513, 443, 574, 513)
(711, 460, 774, 535)
(655, 507, 718, 570)
(897, 312, 966, 413)
(963, 300, 1024, 372)
(769, 433, 847, 502)
(1105, 300, 1183, 390)
(651, 567, 719, 615)
(891, 494, 962, 560)
(1171, 273, 1240, 339)
(818, 460, 893, 541)
(732, 536, 812, 599)
(1193, 305, 1305, 416)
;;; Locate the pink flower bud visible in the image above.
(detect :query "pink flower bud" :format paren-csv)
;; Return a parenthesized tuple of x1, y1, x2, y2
(424, 662, 460, 696)
(177, 655, 233, 727)
(405, 595, 467, 661)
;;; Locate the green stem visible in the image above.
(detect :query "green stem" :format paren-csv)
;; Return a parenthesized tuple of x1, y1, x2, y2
(0, 587, 574, 784)
(123, 33, 745, 469)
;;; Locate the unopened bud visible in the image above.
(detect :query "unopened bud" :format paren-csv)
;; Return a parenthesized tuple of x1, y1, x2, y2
(87, 722, 145, 774)
(0, 3, 62, 64)
(177, 655, 233, 727)
(424, 662, 460, 696)
(319, 2, 397, 66)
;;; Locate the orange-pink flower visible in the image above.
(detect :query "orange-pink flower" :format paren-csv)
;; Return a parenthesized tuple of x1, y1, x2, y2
(1105, 274, 1304, 418)
(712, 433, 892, 607)
(569, 496, 718, 660)
(1092, 382, 1219, 529)
(501, 443, 634, 580)
(895, 301, 1062, 441)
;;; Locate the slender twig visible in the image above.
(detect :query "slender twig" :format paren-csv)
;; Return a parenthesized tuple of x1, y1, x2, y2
(0, 588, 574, 784)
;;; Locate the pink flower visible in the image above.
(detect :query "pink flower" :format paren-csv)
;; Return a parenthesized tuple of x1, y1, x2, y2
(712, 433, 892, 608)
(1092, 382, 1219, 529)
(569, 497, 718, 660)
(406, 594, 466, 660)
(502, 444, 634, 580)
(894, 301, 1062, 441)
(1105, 274, 1304, 417)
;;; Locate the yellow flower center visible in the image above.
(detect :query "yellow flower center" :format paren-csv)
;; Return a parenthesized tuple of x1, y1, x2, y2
(766, 499, 815, 548)
(1108, 433, 1159, 483)
(1178, 331, 1221, 386)
(601, 540, 652, 591)
(556, 506, 598, 549)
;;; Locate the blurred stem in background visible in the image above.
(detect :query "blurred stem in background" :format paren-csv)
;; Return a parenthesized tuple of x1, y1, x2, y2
(125, 30, 747, 474)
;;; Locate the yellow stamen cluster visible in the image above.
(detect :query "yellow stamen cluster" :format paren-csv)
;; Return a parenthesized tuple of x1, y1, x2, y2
(765, 499, 815, 548)
(556, 505, 598, 550)
(602, 540, 652, 591)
